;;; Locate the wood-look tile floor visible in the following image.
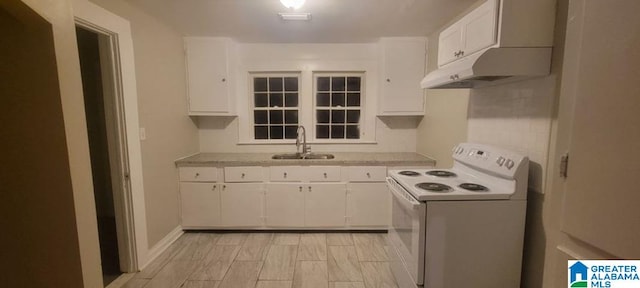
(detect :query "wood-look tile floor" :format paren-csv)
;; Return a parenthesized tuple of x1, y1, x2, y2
(124, 232, 398, 288)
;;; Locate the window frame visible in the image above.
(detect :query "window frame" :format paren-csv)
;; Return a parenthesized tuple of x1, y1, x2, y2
(249, 72, 302, 141)
(312, 72, 366, 142)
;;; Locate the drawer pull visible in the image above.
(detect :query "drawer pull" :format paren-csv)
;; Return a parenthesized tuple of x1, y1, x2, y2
(195, 173, 200, 178)
(308, 186, 312, 192)
(241, 173, 245, 178)
(212, 185, 217, 190)
(299, 186, 302, 192)
(323, 172, 327, 178)
(284, 172, 287, 178)
(223, 185, 226, 190)
(366, 172, 371, 178)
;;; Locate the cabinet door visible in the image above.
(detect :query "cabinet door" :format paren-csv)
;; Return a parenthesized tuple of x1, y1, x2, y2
(305, 183, 346, 227)
(265, 183, 305, 227)
(220, 183, 264, 227)
(180, 182, 221, 227)
(438, 23, 463, 67)
(184, 37, 231, 115)
(379, 38, 426, 115)
(461, 0, 498, 57)
(347, 183, 390, 227)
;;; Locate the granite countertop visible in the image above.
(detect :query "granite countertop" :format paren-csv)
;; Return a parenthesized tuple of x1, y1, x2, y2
(175, 152, 436, 167)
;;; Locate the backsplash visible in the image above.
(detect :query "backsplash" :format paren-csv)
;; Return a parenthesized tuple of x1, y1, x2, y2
(467, 76, 556, 193)
(198, 117, 419, 153)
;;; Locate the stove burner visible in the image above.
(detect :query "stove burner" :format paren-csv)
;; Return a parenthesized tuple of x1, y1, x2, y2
(399, 171, 421, 176)
(416, 182, 453, 193)
(426, 170, 457, 177)
(459, 183, 489, 192)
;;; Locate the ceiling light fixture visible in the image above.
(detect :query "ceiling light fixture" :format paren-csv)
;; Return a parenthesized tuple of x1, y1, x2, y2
(278, 12, 312, 21)
(280, 0, 306, 10)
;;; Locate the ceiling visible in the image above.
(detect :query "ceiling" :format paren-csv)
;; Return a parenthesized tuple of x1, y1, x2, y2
(125, 0, 479, 43)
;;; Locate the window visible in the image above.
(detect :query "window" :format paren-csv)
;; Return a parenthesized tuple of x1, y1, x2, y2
(252, 74, 300, 140)
(314, 74, 363, 139)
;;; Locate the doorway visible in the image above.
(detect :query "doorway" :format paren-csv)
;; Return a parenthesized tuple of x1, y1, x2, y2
(76, 25, 135, 286)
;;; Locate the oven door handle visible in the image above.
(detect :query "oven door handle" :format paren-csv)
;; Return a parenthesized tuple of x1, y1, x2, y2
(386, 177, 422, 210)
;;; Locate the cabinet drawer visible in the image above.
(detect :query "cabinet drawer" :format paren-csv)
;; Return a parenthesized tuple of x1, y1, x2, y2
(224, 166, 264, 182)
(307, 166, 341, 182)
(270, 166, 304, 182)
(345, 166, 387, 182)
(179, 167, 219, 182)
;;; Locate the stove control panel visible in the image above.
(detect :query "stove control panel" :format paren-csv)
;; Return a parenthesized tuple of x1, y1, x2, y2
(452, 143, 529, 179)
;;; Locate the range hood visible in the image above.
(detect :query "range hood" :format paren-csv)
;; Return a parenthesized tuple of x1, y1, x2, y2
(420, 47, 552, 89)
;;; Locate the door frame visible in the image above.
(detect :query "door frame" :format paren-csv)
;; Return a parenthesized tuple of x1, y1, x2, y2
(73, 0, 149, 271)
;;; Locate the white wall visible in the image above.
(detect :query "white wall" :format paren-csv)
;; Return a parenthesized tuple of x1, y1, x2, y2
(467, 76, 556, 193)
(199, 42, 419, 153)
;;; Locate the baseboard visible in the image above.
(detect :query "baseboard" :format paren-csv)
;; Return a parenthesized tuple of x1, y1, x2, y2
(139, 226, 183, 271)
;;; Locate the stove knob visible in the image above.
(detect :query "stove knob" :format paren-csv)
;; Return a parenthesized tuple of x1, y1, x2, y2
(496, 157, 506, 166)
(505, 159, 515, 169)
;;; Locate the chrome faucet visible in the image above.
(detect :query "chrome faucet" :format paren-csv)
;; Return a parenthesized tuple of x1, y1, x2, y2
(296, 125, 310, 155)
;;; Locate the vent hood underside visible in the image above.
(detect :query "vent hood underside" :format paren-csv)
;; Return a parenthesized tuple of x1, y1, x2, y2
(421, 47, 552, 89)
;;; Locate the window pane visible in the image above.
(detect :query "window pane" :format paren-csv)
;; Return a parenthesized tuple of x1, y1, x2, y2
(317, 110, 330, 123)
(347, 77, 361, 91)
(285, 93, 298, 107)
(332, 77, 345, 91)
(285, 110, 298, 124)
(346, 110, 360, 123)
(317, 93, 330, 107)
(269, 77, 283, 91)
(270, 93, 283, 107)
(317, 77, 330, 91)
(284, 77, 298, 91)
(269, 110, 283, 124)
(270, 126, 284, 139)
(347, 93, 360, 107)
(254, 110, 268, 124)
(255, 93, 268, 107)
(346, 125, 360, 139)
(331, 93, 345, 107)
(331, 125, 345, 139)
(331, 110, 345, 123)
(316, 125, 329, 139)
(254, 77, 268, 92)
(285, 126, 298, 139)
(255, 126, 268, 139)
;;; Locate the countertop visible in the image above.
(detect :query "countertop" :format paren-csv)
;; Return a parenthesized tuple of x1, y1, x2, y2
(175, 152, 436, 167)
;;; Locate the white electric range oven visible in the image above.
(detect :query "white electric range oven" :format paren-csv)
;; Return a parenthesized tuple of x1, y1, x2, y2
(386, 143, 529, 288)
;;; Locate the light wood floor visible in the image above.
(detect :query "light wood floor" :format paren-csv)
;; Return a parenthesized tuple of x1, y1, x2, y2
(123, 232, 398, 288)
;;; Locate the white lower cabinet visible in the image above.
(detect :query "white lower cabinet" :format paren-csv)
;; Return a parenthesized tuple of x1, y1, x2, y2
(180, 182, 221, 227)
(305, 183, 346, 227)
(220, 183, 264, 227)
(265, 183, 305, 227)
(347, 183, 390, 227)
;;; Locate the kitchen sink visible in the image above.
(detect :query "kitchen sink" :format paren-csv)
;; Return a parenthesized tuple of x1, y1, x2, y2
(271, 153, 335, 160)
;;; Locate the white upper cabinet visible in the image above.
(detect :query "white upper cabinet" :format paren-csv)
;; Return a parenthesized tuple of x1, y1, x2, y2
(378, 37, 426, 116)
(438, 0, 498, 67)
(184, 37, 236, 116)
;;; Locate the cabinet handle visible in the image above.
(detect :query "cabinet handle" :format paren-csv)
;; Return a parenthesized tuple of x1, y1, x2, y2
(241, 173, 245, 178)
(223, 185, 226, 190)
(308, 186, 312, 192)
(299, 186, 303, 192)
(195, 173, 200, 178)
(212, 185, 217, 190)
(366, 172, 371, 178)
(221, 78, 226, 82)
(386, 78, 391, 83)
(323, 172, 327, 178)
(284, 172, 287, 178)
